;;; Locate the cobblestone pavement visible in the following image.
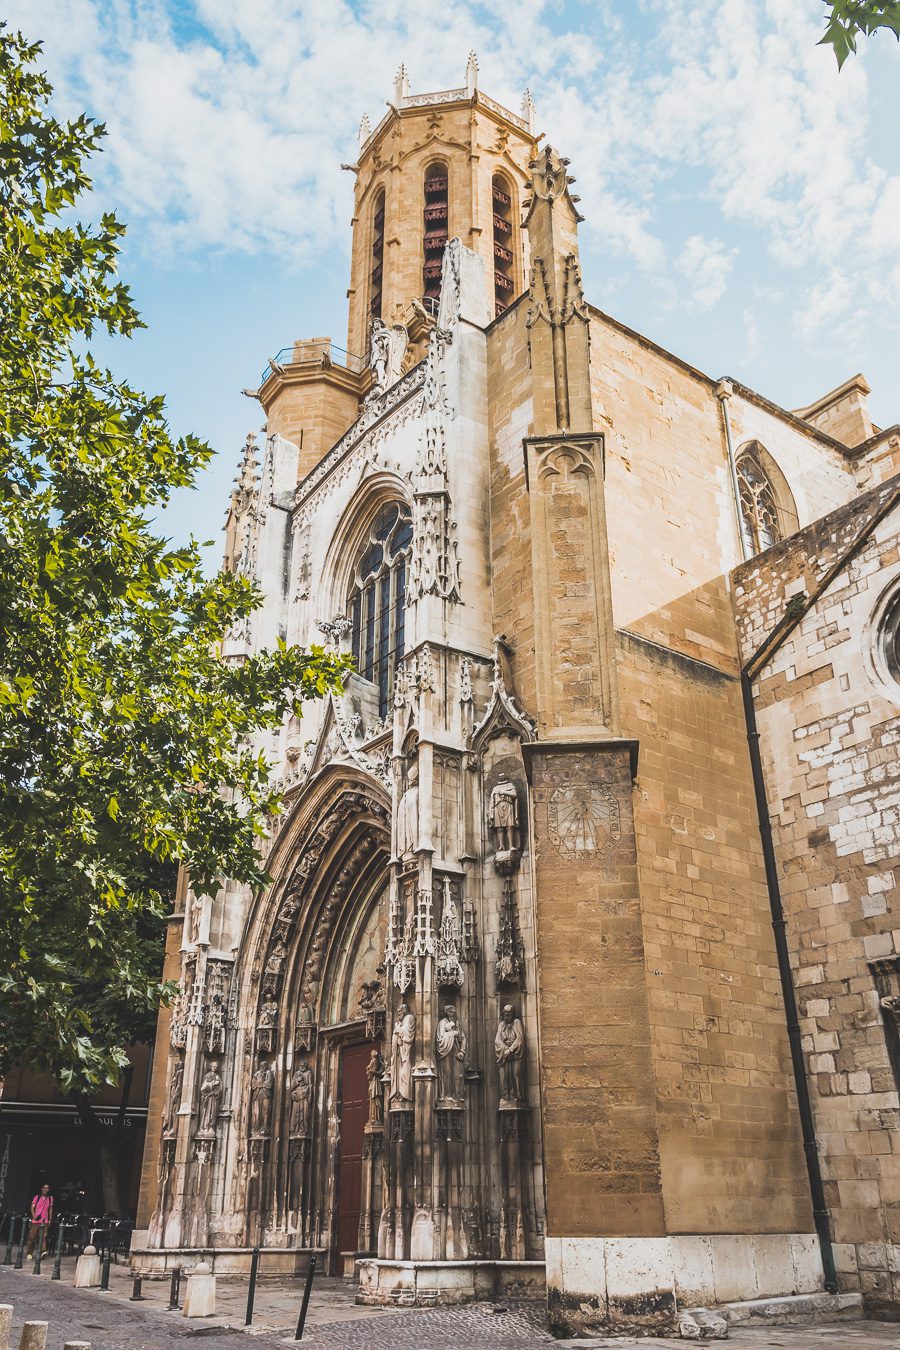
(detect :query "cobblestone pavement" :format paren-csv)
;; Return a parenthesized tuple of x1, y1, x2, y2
(1, 1265, 899, 1348)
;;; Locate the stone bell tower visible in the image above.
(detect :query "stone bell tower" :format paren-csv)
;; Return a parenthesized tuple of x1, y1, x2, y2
(345, 55, 537, 360)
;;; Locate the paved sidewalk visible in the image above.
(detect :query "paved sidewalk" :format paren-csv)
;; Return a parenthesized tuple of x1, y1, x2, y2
(1, 1262, 899, 1347)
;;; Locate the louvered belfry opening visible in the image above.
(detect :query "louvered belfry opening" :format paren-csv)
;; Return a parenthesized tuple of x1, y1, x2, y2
(492, 173, 514, 317)
(370, 188, 385, 322)
(423, 162, 449, 310)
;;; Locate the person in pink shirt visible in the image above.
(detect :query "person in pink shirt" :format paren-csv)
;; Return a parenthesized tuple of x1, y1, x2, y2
(25, 1183, 53, 1258)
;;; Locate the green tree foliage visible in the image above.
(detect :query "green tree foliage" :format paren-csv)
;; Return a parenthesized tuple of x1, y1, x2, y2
(0, 27, 349, 1094)
(820, 1, 900, 67)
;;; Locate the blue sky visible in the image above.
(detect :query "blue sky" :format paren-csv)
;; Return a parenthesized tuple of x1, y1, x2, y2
(7, 1, 899, 569)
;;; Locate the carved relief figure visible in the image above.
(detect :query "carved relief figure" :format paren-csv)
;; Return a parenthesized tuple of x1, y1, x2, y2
(435, 1005, 467, 1105)
(396, 761, 419, 860)
(489, 781, 520, 854)
(187, 893, 204, 946)
(257, 995, 278, 1052)
(289, 1058, 313, 1138)
(250, 1061, 275, 1137)
(162, 1052, 184, 1138)
(390, 1000, 416, 1104)
(369, 318, 409, 395)
(495, 1004, 525, 1106)
(197, 1061, 222, 1137)
(366, 1048, 385, 1126)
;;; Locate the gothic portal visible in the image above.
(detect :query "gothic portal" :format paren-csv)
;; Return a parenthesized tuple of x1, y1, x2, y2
(134, 58, 900, 1334)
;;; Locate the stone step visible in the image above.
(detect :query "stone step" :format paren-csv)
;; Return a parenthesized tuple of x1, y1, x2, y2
(680, 1291, 864, 1338)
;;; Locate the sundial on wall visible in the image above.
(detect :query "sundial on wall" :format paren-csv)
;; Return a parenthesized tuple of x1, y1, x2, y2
(547, 782, 621, 859)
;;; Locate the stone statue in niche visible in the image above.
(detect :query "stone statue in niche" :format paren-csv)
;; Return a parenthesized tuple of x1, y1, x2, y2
(389, 999, 416, 1104)
(187, 894, 204, 946)
(396, 761, 419, 861)
(250, 1061, 275, 1137)
(196, 1061, 222, 1138)
(489, 781, 521, 857)
(264, 939, 288, 987)
(369, 318, 409, 396)
(295, 996, 316, 1052)
(435, 1005, 467, 1106)
(366, 1048, 385, 1126)
(289, 1058, 313, 1138)
(495, 1004, 526, 1106)
(162, 1052, 185, 1138)
(257, 995, 279, 1054)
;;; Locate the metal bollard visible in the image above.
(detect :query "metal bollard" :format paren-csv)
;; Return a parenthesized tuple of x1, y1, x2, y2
(32, 1225, 47, 1274)
(244, 1246, 260, 1326)
(129, 1274, 145, 1301)
(294, 1253, 317, 1341)
(51, 1223, 66, 1281)
(98, 1250, 111, 1291)
(3, 1216, 17, 1265)
(14, 1217, 27, 1269)
(166, 1266, 182, 1311)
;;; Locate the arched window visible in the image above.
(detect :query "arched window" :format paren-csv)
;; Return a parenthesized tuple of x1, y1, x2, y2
(736, 443, 798, 556)
(492, 173, 515, 317)
(423, 162, 448, 311)
(349, 502, 412, 717)
(370, 189, 385, 323)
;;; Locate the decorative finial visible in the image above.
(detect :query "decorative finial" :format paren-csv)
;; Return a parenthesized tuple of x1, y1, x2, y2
(521, 87, 536, 132)
(393, 64, 410, 105)
(466, 51, 479, 95)
(358, 113, 372, 146)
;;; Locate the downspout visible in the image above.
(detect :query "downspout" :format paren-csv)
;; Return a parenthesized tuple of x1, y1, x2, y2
(716, 379, 749, 563)
(741, 665, 837, 1293)
(739, 479, 900, 1296)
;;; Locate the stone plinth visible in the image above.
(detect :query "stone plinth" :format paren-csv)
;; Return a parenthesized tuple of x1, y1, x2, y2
(182, 1261, 216, 1317)
(131, 1245, 323, 1279)
(73, 1246, 101, 1288)
(17, 1325, 48, 1350)
(356, 1258, 545, 1306)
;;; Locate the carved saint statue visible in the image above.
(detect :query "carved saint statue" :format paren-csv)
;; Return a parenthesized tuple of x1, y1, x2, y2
(495, 1004, 525, 1106)
(390, 1000, 416, 1104)
(265, 939, 287, 985)
(197, 1061, 222, 1137)
(250, 1062, 275, 1137)
(435, 1005, 467, 1106)
(396, 761, 419, 860)
(162, 1052, 184, 1138)
(366, 1048, 385, 1126)
(489, 781, 520, 854)
(369, 318, 409, 395)
(187, 894, 204, 946)
(289, 1059, 313, 1138)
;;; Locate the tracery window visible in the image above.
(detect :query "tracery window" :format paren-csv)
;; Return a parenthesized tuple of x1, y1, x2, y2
(423, 162, 449, 311)
(349, 503, 412, 718)
(492, 173, 515, 317)
(736, 449, 782, 555)
(370, 189, 385, 322)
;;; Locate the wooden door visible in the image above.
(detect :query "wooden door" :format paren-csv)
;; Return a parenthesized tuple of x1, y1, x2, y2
(337, 1042, 371, 1254)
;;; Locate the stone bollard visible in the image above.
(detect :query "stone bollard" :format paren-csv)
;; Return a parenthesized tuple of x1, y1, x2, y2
(63, 1343, 92, 1349)
(0, 1305, 12, 1350)
(182, 1260, 216, 1318)
(73, 1244, 101, 1288)
(17, 1324, 48, 1350)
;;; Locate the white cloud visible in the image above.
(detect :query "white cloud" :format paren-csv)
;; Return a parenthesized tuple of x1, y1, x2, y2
(5, 0, 899, 336)
(677, 235, 734, 311)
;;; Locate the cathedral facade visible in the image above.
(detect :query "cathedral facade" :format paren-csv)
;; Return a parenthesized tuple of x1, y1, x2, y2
(134, 61, 900, 1334)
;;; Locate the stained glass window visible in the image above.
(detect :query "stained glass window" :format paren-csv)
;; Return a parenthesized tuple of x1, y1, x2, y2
(349, 503, 412, 717)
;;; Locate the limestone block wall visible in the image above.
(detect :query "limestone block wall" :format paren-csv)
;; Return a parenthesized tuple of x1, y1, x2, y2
(617, 632, 812, 1235)
(733, 477, 900, 1314)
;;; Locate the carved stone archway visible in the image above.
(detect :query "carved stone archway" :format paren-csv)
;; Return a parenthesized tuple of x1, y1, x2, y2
(235, 767, 392, 1262)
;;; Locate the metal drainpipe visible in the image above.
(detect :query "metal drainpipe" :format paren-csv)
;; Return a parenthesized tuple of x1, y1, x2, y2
(716, 379, 749, 563)
(741, 668, 838, 1293)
